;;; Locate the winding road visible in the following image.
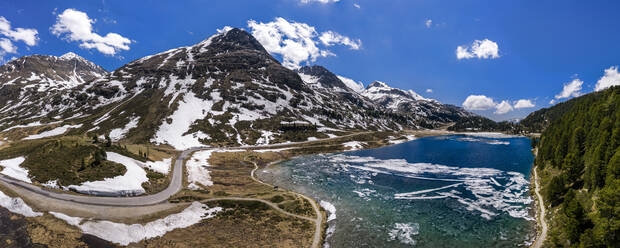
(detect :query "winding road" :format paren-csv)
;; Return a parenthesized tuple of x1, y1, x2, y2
(0, 131, 368, 207)
(0, 133, 378, 247)
(0, 148, 198, 206)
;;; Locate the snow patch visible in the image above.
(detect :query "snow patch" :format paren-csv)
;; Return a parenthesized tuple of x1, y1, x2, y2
(108, 116, 140, 141)
(23, 124, 82, 140)
(0, 189, 42, 217)
(67, 152, 148, 196)
(343, 141, 364, 150)
(51, 202, 221, 246)
(0, 157, 30, 183)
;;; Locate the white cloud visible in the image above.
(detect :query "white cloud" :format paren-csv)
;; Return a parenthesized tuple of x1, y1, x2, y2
(425, 19, 433, 28)
(594, 66, 620, 91)
(549, 99, 556, 105)
(0, 16, 39, 62)
(300, 0, 340, 3)
(0, 38, 17, 54)
(462, 95, 497, 110)
(319, 31, 361, 50)
(353, 3, 361, 8)
(554, 78, 583, 100)
(456, 39, 500, 60)
(426, 89, 433, 93)
(514, 99, 535, 109)
(494, 100, 514, 114)
(0, 16, 39, 46)
(51, 9, 131, 55)
(247, 17, 361, 69)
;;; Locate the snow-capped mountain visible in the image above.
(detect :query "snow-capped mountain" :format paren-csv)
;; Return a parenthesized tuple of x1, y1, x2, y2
(0, 53, 107, 124)
(0, 28, 484, 148)
(361, 81, 475, 128)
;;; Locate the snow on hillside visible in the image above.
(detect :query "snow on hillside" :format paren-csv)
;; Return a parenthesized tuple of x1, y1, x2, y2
(0, 156, 31, 183)
(362, 81, 430, 109)
(109, 116, 140, 141)
(151, 90, 220, 150)
(0, 189, 42, 217)
(51, 202, 222, 246)
(186, 149, 243, 190)
(23, 124, 83, 140)
(337, 75, 364, 93)
(343, 141, 365, 150)
(67, 152, 148, 196)
(143, 158, 172, 175)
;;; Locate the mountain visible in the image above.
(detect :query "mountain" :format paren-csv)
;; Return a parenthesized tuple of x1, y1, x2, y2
(534, 86, 620, 247)
(360, 80, 476, 128)
(0, 28, 503, 149)
(0, 29, 420, 149)
(519, 99, 577, 133)
(0, 52, 107, 124)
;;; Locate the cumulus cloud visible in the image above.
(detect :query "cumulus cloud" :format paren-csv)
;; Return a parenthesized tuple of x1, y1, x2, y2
(300, 0, 340, 3)
(463, 95, 528, 114)
(594, 66, 620, 91)
(462, 95, 497, 111)
(514, 99, 535, 109)
(0, 38, 17, 54)
(426, 89, 433, 93)
(319, 31, 361, 50)
(554, 78, 583, 101)
(456, 39, 500, 60)
(247, 17, 361, 69)
(0, 16, 39, 63)
(0, 17, 39, 46)
(494, 100, 514, 114)
(51, 9, 131, 55)
(425, 19, 433, 28)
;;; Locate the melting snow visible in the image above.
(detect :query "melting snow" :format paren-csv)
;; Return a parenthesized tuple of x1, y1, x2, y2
(50, 202, 221, 246)
(0, 157, 31, 183)
(0, 189, 42, 217)
(23, 124, 82, 140)
(67, 152, 148, 196)
(109, 116, 140, 141)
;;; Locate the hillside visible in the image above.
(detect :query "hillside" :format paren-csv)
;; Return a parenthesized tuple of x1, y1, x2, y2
(0, 28, 493, 149)
(534, 86, 620, 247)
(520, 99, 578, 133)
(360, 80, 477, 128)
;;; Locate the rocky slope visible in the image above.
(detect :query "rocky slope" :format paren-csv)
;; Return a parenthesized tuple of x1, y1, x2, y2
(0, 28, 493, 148)
(361, 81, 476, 128)
(0, 53, 107, 124)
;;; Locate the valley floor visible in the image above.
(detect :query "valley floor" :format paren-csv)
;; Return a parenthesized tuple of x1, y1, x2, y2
(1, 129, 512, 247)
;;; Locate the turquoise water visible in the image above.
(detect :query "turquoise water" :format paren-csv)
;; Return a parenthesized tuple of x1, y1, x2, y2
(258, 134, 536, 247)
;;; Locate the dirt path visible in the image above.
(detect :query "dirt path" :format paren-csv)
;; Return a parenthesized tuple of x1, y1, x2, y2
(532, 167, 547, 248)
(249, 161, 322, 248)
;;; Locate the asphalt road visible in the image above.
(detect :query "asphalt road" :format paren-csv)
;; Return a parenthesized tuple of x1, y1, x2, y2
(0, 132, 369, 207)
(0, 148, 199, 206)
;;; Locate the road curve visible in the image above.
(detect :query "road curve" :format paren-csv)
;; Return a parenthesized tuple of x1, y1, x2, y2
(0, 131, 370, 207)
(0, 148, 199, 206)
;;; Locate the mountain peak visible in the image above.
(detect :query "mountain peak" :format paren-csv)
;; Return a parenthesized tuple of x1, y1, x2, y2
(297, 65, 353, 92)
(367, 81, 389, 89)
(59, 52, 82, 60)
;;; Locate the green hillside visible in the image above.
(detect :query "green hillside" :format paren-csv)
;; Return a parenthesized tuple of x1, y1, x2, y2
(535, 86, 620, 247)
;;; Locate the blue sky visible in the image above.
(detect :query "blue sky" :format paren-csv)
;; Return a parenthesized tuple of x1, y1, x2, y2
(1, 0, 620, 121)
